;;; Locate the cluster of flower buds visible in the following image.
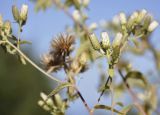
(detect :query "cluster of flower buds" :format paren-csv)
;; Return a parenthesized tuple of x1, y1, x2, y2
(12, 4, 28, 26)
(0, 15, 12, 37)
(66, 0, 90, 9)
(118, 9, 159, 34)
(89, 32, 123, 54)
(38, 92, 65, 114)
(89, 32, 123, 77)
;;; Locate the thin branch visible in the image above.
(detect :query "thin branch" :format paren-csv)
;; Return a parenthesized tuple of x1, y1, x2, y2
(74, 86, 93, 115)
(98, 76, 112, 102)
(118, 69, 146, 115)
(6, 40, 63, 83)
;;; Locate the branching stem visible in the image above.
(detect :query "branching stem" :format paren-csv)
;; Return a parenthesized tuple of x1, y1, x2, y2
(6, 40, 63, 83)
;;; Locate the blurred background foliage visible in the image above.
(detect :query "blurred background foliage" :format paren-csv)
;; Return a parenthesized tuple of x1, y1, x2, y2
(0, 48, 52, 115)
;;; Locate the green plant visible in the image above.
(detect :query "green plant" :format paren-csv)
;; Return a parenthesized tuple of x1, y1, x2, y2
(0, 1, 160, 115)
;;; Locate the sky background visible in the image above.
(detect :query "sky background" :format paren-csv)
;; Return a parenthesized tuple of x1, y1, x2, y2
(0, 0, 160, 115)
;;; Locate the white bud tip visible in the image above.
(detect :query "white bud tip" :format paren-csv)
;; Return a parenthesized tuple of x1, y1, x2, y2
(73, 10, 81, 21)
(89, 23, 97, 30)
(113, 32, 123, 47)
(119, 12, 127, 24)
(46, 98, 54, 106)
(141, 9, 147, 15)
(131, 12, 138, 19)
(38, 100, 44, 106)
(148, 21, 159, 32)
(101, 32, 110, 46)
(40, 92, 48, 100)
(82, 0, 90, 6)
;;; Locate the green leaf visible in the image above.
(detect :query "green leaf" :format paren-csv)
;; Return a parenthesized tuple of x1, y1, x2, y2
(115, 102, 124, 107)
(125, 71, 148, 85)
(118, 105, 133, 115)
(19, 40, 32, 45)
(48, 82, 73, 97)
(94, 104, 123, 114)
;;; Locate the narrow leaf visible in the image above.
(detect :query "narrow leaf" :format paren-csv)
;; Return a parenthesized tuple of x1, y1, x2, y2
(125, 71, 148, 85)
(118, 105, 133, 115)
(48, 82, 73, 97)
(94, 104, 123, 114)
(19, 40, 32, 45)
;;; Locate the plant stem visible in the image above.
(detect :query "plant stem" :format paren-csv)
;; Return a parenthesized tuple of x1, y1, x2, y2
(98, 76, 112, 102)
(74, 86, 92, 115)
(6, 40, 63, 83)
(118, 69, 146, 115)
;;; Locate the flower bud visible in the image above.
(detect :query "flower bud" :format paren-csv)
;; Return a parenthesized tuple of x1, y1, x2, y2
(101, 32, 110, 49)
(112, 15, 120, 25)
(127, 11, 138, 29)
(82, 0, 90, 7)
(3, 20, 12, 35)
(38, 100, 44, 106)
(12, 5, 20, 22)
(136, 9, 147, 23)
(89, 22, 97, 30)
(89, 33, 101, 50)
(143, 15, 152, 29)
(40, 92, 48, 100)
(20, 4, 28, 25)
(119, 12, 127, 25)
(46, 98, 54, 106)
(43, 105, 50, 111)
(112, 32, 123, 47)
(79, 53, 87, 65)
(148, 21, 159, 32)
(73, 10, 81, 22)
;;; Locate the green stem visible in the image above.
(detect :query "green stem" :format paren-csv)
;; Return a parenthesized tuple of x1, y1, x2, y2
(17, 24, 21, 49)
(6, 40, 62, 83)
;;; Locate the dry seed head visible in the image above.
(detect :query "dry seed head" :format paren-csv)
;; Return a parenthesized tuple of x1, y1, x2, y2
(89, 33, 101, 50)
(101, 32, 110, 49)
(51, 34, 75, 56)
(148, 21, 159, 32)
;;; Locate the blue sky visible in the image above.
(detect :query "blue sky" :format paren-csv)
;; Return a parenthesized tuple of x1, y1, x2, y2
(0, 0, 160, 115)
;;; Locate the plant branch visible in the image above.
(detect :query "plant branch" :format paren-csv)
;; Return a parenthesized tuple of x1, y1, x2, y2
(6, 40, 63, 83)
(118, 69, 146, 115)
(74, 86, 93, 115)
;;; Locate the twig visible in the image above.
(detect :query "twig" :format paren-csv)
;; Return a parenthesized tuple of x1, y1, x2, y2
(118, 69, 146, 115)
(6, 40, 63, 83)
(98, 76, 112, 102)
(74, 86, 93, 115)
